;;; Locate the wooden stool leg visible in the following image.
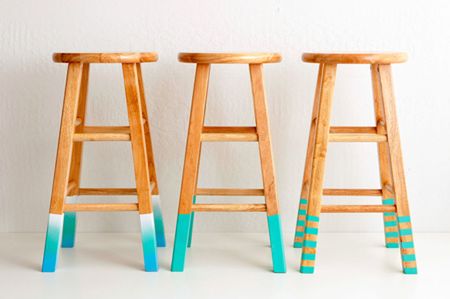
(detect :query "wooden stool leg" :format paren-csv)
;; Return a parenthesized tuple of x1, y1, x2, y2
(375, 64, 417, 274)
(371, 65, 400, 248)
(300, 63, 337, 274)
(171, 64, 210, 271)
(61, 64, 90, 248)
(136, 64, 166, 248)
(294, 64, 324, 248)
(249, 64, 286, 273)
(123, 63, 158, 272)
(42, 63, 84, 272)
(187, 195, 197, 247)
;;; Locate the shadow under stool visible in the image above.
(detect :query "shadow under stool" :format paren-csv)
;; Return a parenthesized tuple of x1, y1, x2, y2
(293, 52, 417, 274)
(171, 52, 286, 273)
(42, 52, 165, 272)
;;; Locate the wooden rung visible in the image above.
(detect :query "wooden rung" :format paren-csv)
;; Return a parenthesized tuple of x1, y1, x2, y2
(323, 188, 382, 196)
(329, 126, 377, 134)
(191, 204, 267, 212)
(201, 126, 258, 142)
(321, 205, 396, 213)
(328, 133, 387, 142)
(78, 188, 138, 196)
(73, 126, 131, 141)
(196, 188, 265, 196)
(64, 203, 139, 212)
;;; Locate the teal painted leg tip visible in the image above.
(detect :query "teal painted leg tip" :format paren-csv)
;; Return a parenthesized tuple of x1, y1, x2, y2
(140, 213, 159, 272)
(386, 243, 399, 248)
(151, 195, 166, 248)
(403, 268, 418, 274)
(300, 266, 315, 274)
(61, 212, 77, 248)
(42, 213, 64, 272)
(171, 213, 192, 272)
(293, 242, 303, 248)
(267, 214, 286, 274)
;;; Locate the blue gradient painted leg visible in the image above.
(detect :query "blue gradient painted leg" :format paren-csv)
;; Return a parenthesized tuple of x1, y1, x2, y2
(171, 213, 192, 272)
(61, 197, 77, 248)
(140, 213, 158, 272)
(267, 214, 286, 273)
(187, 195, 196, 248)
(151, 195, 166, 247)
(42, 213, 64, 272)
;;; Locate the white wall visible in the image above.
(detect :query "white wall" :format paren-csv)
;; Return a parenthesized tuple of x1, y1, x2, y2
(1, 0, 449, 233)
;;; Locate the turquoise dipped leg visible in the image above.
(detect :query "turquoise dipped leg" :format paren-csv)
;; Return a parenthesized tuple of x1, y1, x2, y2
(171, 213, 192, 272)
(42, 213, 64, 272)
(151, 195, 166, 247)
(267, 214, 286, 273)
(294, 198, 308, 248)
(187, 196, 196, 248)
(382, 198, 399, 248)
(61, 211, 77, 248)
(140, 213, 158, 272)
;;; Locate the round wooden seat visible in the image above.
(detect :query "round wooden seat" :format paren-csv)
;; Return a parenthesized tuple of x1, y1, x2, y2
(53, 52, 158, 63)
(178, 52, 282, 64)
(302, 52, 407, 64)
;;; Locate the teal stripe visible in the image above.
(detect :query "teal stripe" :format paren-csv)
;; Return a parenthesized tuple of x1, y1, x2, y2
(404, 268, 418, 274)
(305, 227, 318, 235)
(400, 228, 413, 236)
(302, 253, 316, 260)
(401, 254, 416, 262)
(306, 215, 320, 222)
(171, 214, 192, 272)
(386, 243, 399, 248)
(303, 240, 317, 248)
(298, 209, 307, 216)
(267, 214, 286, 273)
(300, 266, 315, 274)
(384, 212, 396, 216)
(385, 221, 397, 227)
(300, 198, 308, 205)
(297, 220, 306, 227)
(385, 231, 399, 238)
(398, 216, 411, 223)
(293, 241, 303, 248)
(382, 198, 395, 205)
(295, 231, 304, 238)
(401, 241, 414, 249)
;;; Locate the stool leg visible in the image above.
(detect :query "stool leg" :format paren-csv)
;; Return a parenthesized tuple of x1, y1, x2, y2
(62, 63, 90, 248)
(187, 195, 196, 247)
(371, 65, 400, 249)
(123, 63, 158, 272)
(42, 63, 84, 272)
(375, 64, 417, 274)
(250, 64, 286, 273)
(294, 64, 324, 248)
(300, 63, 337, 274)
(136, 64, 166, 248)
(171, 64, 210, 272)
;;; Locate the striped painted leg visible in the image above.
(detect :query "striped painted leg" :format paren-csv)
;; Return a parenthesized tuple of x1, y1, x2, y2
(171, 213, 192, 272)
(300, 215, 320, 273)
(42, 213, 64, 272)
(294, 198, 308, 248)
(151, 195, 166, 247)
(382, 198, 399, 248)
(140, 213, 158, 272)
(187, 195, 196, 248)
(398, 215, 417, 274)
(61, 197, 77, 248)
(267, 214, 286, 273)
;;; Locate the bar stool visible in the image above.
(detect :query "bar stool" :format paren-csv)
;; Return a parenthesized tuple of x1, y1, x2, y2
(171, 53, 286, 273)
(294, 53, 417, 274)
(42, 52, 165, 272)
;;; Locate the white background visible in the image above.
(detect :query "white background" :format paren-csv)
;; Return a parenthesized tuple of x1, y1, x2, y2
(1, 0, 449, 234)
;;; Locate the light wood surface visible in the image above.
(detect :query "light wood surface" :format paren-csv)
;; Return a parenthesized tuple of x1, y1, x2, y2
(73, 126, 131, 141)
(328, 132, 387, 142)
(53, 52, 158, 63)
(321, 205, 396, 213)
(196, 188, 265, 196)
(178, 53, 281, 64)
(302, 52, 407, 64)
(201, 126, 258, 141)
(329, 126, 377, 133)
(323, 189, 382, 196)
(49, 63, 84, 214)
(191, 204, 267, 212)
(64, 203, 139, 212)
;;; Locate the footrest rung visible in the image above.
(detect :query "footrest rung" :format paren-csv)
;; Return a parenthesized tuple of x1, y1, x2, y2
(73, 126, 131, 141)
(321, 205, 395, 213)
(201, 126, 258, 142)
(323, 188, 382, 196)
(196, 188, 264, 196)
(191, 204, 267, 212)
(64, 203, 138, 212)
(328, 133, 387, 142)
(78, 188, 137, 196)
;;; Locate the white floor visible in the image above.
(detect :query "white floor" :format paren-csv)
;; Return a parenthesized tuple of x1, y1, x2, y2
(0, 232, 448, 299)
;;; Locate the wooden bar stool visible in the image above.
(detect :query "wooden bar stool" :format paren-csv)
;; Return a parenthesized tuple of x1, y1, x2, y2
(42, 52, 165, 272)
(171, 53, 286, 273)
(294, 53, 417, 274)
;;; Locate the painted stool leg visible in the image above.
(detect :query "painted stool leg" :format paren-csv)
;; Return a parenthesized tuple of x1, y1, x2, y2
(300, 215, 320, 273)
(140, 213, 158, 271)
(61, 210, 77, 248)
(171, 213, 192, 271)
(42, 214, 64, 272)
(267, 214, 286, 273)
(382, 198, 399, 248)
(151, 195, 166, 247)
(187, 195, 196, 248)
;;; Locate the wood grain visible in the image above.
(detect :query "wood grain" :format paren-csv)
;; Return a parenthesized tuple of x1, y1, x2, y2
(179, 53, 281, 64)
